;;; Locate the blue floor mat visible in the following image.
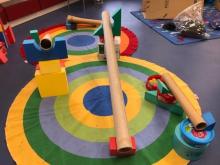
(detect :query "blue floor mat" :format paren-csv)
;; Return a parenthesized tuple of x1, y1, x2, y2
(131, 6, 220, 45)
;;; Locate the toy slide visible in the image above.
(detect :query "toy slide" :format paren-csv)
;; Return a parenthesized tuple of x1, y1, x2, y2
(161, 73, 207, 130)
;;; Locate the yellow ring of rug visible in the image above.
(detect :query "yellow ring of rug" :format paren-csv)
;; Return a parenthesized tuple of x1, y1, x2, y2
(69, 77, 141, 128)
(5, 80, 48, 165)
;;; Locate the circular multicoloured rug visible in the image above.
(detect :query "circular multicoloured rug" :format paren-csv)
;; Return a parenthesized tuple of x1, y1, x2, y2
(38, 24, 138, 56)
(6, 53, 203, 165)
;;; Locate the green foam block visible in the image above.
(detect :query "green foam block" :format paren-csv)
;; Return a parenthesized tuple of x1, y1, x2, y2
(157, 79, 170, 94)
(30, 30, 40, 44)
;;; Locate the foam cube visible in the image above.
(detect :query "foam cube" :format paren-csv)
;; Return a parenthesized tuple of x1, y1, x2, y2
(23, 37, 68, 63)
(35, 67, 69, 97)
(39, 60, 61, 74)
(5, 26, 16, 44)
(30, 30, 40, 44)
(0, 51, 8, 63)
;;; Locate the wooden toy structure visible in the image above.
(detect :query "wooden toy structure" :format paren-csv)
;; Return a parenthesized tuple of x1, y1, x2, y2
(94, 9, 121, 59)
(97, 10, 136, 156)
(22, 30, 69, 98)
(145, 72, 216, 160)
(17, 8, 216, 161)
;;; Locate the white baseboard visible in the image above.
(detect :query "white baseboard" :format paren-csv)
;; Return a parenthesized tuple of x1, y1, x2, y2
(9, 0, 79, 27)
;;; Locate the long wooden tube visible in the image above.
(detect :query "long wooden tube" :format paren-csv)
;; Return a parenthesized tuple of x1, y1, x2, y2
(67, 15, 102, 25)
(102, 11, 132, 154)
(161, 73, 207, 130)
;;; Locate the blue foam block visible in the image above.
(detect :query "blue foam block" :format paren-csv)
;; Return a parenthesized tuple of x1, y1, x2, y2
(203, 112, 216, 131)
(23, 37, 68, 63)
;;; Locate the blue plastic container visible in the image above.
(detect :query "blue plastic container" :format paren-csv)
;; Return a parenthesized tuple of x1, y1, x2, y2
(180, 119, 215, 147)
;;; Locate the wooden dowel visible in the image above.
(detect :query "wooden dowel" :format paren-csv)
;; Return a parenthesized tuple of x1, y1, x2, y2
(67, 15, 102, 25)
(102, 11, 132, 153)
(161, 73, 207, 130)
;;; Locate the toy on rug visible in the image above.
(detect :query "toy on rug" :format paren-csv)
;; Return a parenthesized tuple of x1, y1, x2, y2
(21, 29, 69, 98)
(174, 112, 215, 160)
(95, 9, 136, 157)
(145, 72, 216, 160)
(94, 9, 121, 59)
(0, 19, 16, 64)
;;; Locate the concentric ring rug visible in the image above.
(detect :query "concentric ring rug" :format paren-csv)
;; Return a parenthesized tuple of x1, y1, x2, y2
(5, 49, 203, 164)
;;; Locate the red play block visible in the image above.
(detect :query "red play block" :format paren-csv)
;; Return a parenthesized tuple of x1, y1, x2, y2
(0, 42, 8, 64)
(5, 26, 15, 44)
(109, 136, 136, 156)
(0, 53, 8, 64)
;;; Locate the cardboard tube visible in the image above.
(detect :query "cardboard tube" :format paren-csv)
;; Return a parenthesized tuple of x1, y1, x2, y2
(40, 34, 52, 50)
(102, 11, 132, 154)
(161, 73, 206, 130)
(67, 15, 102, 26)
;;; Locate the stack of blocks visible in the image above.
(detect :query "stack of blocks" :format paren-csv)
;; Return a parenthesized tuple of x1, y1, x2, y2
(94, 9, 121, 59)
(0, 19, 15, 64)
(98, 36, 121, 59)
(22, 30, 69, 98)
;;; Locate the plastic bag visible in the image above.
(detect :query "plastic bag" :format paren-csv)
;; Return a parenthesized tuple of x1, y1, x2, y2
(174, 1, 209, 39)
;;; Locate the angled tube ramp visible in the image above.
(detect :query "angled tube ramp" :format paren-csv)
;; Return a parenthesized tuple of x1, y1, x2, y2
(161, 73, 207, 130)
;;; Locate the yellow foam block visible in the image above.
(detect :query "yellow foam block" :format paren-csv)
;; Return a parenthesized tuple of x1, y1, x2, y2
(39, 60, 61, 74)
(35, 68, 69, 97)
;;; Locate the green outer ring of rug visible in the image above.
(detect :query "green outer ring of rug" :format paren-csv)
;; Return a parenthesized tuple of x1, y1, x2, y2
(54, 30, 98, 55)
(54, 71, 155, 142)
(24, 61, 183, 165)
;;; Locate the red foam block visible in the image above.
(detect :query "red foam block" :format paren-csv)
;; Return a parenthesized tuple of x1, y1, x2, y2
(109, 136, 136, 156)
(0, 43, 8, 64)
(5, 26, 15, 44)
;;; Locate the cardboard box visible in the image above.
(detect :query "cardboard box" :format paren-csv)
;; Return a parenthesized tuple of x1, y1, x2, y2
(215, 0, 220, 10)
(142, 0, 204, 19)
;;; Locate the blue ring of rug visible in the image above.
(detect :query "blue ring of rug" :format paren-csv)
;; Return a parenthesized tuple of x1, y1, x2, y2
(67, 35, 96, 47)
(83, 85, 128, 116)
